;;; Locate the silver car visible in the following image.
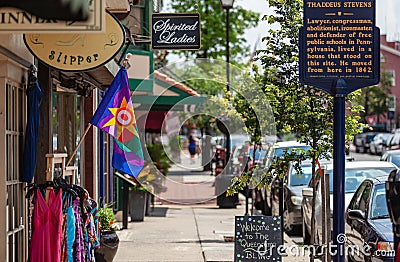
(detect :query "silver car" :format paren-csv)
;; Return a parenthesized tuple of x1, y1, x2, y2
(301, 161, 398, 245)
(370, 133, 392, 155)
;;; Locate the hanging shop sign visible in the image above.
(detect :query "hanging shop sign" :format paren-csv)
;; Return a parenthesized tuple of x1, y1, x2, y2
(0, 0, 105, 33)
(152, 13, 201, 50)
(299, 0, 380, 95)
(0, 0, 90, 21)
(24, 11, 125, 72)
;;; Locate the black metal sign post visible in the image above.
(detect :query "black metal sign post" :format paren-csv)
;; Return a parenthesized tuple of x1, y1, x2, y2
(299, 1, 380, 261)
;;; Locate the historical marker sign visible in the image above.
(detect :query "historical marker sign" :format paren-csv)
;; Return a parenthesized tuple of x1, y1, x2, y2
(234, 216, 282, 262)
(299, 0, 380, 94)
(152, 13, 201, 50)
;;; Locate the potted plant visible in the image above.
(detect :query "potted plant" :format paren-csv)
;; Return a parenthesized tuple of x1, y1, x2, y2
(95, 204, 120, 262)
(129, 185, 147, 221)
(129, 184, 152, 221)
(146, 143, 172, 176)
(168, 134, 181, 163)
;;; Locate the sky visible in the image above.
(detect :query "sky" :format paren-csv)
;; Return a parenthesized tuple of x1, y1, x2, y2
(162, 0, 400, 56)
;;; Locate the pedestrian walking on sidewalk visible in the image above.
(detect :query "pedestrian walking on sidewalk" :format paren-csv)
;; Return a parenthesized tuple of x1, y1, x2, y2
(188, 135, 196, 163)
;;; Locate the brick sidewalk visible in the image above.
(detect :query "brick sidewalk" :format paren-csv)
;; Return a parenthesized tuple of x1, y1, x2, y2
(158, 177, 216, 204)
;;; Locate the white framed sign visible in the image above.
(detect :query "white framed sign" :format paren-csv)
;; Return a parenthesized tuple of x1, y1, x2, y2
(0, 0, 105, 33)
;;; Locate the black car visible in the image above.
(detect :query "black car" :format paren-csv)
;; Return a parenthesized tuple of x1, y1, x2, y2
(346, 176, 395, 262)
(270, 159, 330, 234)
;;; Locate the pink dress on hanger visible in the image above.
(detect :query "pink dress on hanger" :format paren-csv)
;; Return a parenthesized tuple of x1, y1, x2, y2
(30, 188, 63, 262)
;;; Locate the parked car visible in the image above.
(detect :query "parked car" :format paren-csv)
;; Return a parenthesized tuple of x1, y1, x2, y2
(231, 144, 267, 176)
(270, 158, 332, 234)
(386, 131, 400, 151)
(381, 149, 400, 168)
(346, 176, 395, 262)
(382, 133, 395, 156)
(255, 141, 310, 216)
(388, 155, 400, 168)
(354, 132, 377, 153)
(213, 134, 250, 175)
(238, 145, 268, 172)
(266, 140, 310, 168)
(369, 132, 392, 155)
(231, 145, 243, 175)
(302, 161, 398, 245)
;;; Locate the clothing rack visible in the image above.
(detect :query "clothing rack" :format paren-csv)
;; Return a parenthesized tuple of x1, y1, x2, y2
(26, 176, 100, 262)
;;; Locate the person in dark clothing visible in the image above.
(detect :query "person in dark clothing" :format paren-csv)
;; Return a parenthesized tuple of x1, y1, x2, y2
(188, 135, 196, 163)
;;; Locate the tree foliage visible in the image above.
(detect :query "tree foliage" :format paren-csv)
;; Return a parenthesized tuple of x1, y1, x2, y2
(353, 70, 392, 123)
(168, 0, 259, 62)
(228, 1, 366, 245)
(256, 0, 363, 166)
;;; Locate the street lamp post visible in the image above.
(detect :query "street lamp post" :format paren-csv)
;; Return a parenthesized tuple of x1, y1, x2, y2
(220, 0, 234, 94)
(220, 0, 234, 174)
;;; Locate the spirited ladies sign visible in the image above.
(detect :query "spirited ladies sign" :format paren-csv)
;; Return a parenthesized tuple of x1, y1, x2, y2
(151, 13, 201, 50)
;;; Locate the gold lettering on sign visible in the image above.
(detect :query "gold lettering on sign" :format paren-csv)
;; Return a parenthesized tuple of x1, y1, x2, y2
(307, 2, 341, 8)
(305, 0, 375, 78)
(307, 1, 372, 8)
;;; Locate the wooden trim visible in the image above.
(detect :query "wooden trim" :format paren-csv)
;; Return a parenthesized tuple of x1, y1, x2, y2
(0, 76, 7, 260)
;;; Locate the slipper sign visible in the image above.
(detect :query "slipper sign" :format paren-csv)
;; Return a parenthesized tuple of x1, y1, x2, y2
(24, 11, 125, 72)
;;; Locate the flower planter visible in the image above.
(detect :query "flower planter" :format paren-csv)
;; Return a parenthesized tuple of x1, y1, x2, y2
(129, 190, 146, 221)
(215, 174, 239, 208)
(94, 230, 119, 262)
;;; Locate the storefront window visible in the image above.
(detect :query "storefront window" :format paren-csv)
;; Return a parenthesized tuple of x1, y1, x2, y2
(5, 81, 27, 261)
(52, 85, 83, 182)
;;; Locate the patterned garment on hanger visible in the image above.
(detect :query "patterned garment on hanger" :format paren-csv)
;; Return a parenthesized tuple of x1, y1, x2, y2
(73, 197, 86, 262)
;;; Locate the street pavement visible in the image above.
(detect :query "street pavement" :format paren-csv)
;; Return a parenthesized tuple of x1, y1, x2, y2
(114, 154, 310, 262)
(114, 146, 379, 261)
(114, 200, 310, 262)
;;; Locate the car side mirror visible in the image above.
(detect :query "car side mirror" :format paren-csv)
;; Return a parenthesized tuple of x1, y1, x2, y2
(302, 187, 313, 197)
(348, 209, 365, 220)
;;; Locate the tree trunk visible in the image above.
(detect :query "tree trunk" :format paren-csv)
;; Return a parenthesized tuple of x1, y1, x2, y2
(310, 99, 318, 262)
(310, 157, 317, 262)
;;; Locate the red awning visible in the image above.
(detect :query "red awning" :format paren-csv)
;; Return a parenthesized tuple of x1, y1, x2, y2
(137, 111, 167, 132)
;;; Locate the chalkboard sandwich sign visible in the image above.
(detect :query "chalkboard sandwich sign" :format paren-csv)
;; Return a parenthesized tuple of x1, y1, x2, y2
(234, 216, 282, 262)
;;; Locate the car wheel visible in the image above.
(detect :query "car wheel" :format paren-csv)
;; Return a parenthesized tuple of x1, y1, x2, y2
(345, 254, 353, 262)
(302, 217, 311, 245)
(262, 199, 272, 216)
(271, 197, 278, 216)
(355, 146, 360, 153)
(370, 147, 375, 155)
(283, 209, 295, 234)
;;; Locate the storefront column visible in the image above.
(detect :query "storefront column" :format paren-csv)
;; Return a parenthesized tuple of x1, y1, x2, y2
(36, 62, 53, 184)
(83, 90, 98, 199)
